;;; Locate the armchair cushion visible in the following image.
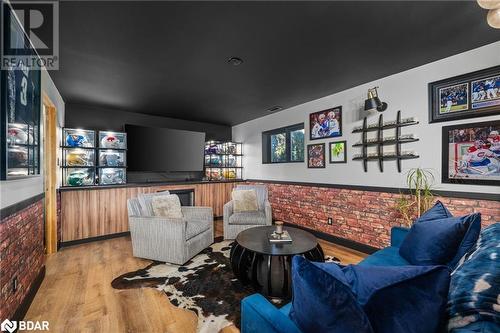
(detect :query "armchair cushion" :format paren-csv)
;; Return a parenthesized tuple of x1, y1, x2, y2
(138, 191, 170, 216)
(151, 194, 183, 219)
(186, 218, 211, 240)
(229, 211, 267, 225)
(232, 189, 259, 212)
(235, 185, 268, 210)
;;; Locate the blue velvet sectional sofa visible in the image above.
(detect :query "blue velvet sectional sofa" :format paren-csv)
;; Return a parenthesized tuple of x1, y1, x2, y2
(241, 226, 499, 333)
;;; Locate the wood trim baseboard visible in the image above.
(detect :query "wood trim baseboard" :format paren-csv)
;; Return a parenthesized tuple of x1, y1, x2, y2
(247, 179, 500, 201)
(59, 232, 131, 249)
(0, 193, 45, 220)
(282, 221, 379, 254)
(11, 265, 45, 322)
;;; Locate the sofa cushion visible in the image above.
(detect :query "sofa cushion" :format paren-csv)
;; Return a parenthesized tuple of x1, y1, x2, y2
(358, 246, 410, 266)
(232, 189, 259, 213)
(416, 200, 453, 222)
(151, 194, 183, 219)
(289, 256, 374, 333)
(448, 223, 500, 331)
(185, 218, 211, 240)
(229, 211, 267, 225)
(235, 185, 268, 210)
(399, 213, 481, 267)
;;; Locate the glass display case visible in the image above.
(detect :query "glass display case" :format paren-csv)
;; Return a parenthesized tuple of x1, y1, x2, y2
(99, 168, 126, 185)
(63, 128, 95, 148)
(1, 8, 41, 179)
(63, 168, 95, 187)
(99, 131, 127, 149)
(204, 141, 242, 181)
(63, 148, 95, 167)
(98, 150, 126, 167)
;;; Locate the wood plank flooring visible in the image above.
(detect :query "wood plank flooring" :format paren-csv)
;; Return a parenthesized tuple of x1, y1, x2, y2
(24, 220, 367, 333)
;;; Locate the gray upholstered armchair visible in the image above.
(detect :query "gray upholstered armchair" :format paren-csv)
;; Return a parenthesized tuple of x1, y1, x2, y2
(223, 185, 272, 239)
(127, 191, 214, 265)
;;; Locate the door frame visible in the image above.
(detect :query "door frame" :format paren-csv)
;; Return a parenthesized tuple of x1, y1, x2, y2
(42, 93, 58, 254)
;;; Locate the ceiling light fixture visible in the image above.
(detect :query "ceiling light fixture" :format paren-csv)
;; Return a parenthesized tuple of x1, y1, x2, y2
(364, 87, 388, 112)
(227, 57, 243, 66)
(477, 0, 500, 28)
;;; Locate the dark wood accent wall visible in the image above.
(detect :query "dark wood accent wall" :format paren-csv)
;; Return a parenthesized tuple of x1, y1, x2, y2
(60, 182, 239, 242)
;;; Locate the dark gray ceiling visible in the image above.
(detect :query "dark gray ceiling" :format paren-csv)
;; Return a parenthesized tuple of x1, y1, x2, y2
(52, 1, 499, 126)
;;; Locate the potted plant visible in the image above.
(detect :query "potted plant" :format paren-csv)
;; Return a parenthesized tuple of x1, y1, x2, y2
(396, 168, 435, 226)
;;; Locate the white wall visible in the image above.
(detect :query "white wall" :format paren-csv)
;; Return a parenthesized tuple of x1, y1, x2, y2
(0, 69, 65, 209)
(233, 41, 500, 195)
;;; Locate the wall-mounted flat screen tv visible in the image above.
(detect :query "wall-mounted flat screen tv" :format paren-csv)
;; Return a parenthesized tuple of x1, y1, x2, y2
(125, 124, 205, 172)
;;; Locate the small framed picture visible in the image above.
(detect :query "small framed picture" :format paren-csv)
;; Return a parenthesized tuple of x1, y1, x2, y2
(309, 106, 342, 140)
(442, 120, 500, 186)
(307, 143, 325, 168)
(329, 141, 347, 163)
(429, 65, 500, 123)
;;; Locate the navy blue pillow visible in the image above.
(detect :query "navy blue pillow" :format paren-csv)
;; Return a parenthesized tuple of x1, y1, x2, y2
(417, 200, 453, 222)
(290, 257, 450, 333)
(399, 213, 481, 268)
(289, 256, 374, 333)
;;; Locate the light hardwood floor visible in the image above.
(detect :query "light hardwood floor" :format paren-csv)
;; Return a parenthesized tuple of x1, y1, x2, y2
(24, 221, 366, 333)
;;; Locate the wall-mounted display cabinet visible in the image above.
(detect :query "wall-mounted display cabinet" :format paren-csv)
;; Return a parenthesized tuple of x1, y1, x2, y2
(204, 141, 243, 181)
(61, 128, 127, 186)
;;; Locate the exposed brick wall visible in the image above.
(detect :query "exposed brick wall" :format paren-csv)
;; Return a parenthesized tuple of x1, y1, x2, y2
(0, 199, 45, 320)
(250, 182, 499, 249)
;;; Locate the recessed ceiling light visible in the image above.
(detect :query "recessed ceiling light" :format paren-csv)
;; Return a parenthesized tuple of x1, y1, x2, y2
(227, 57, 243, 66)
(267, 106, 282, 112)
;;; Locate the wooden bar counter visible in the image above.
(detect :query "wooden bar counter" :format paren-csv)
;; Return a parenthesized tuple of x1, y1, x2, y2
(59, 180, 243, 243)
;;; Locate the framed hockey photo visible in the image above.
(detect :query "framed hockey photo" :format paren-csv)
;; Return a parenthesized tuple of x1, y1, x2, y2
(442, 120, 500, 186)
(309, 106, 342, 140)
(429, 65, 500, 123)
(307, 143, 325, 168)
(329, 141, 347, 163)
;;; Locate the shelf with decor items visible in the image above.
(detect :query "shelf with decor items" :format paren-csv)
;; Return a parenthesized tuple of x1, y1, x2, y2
(204, 141, 243, 181)
(352, 110, 419, 173)
(61, 128, 127, 187)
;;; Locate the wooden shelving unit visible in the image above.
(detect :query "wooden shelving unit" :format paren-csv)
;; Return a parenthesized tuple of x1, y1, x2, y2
(352, 111, 419, 172)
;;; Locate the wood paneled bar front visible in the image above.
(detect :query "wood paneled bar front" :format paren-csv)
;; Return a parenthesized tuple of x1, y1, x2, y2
(59, 181, 243, 243)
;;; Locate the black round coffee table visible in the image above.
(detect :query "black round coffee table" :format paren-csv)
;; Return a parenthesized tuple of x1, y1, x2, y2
(229, 225, 324, 299)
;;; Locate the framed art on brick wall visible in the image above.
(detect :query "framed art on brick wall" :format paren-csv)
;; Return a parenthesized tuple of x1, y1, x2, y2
(442, 120, 500, 186)
(429, 65, 500, 123)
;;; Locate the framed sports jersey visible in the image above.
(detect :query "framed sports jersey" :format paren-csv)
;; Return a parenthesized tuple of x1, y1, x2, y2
(1, 7, 42, 180)
(442, 120, 500, 186)
(429, 66, 500, 123)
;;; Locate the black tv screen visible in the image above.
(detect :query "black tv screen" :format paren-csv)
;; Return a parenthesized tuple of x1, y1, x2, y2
(125, 125, 205, 172)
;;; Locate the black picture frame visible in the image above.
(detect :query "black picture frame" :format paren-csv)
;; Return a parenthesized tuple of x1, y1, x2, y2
(441, 120, 500, 186)
(429, 65, 500, 123)
(309, 106, 342, 140)
(307, 143, 325, 168)
(329, 140, 347, 163)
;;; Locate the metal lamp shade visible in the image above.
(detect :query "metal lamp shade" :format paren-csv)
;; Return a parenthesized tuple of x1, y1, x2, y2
(364, 96, 381, 111)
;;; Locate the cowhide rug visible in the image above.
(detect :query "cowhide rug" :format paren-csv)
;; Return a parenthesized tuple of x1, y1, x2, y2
(111, 237, 340, 333)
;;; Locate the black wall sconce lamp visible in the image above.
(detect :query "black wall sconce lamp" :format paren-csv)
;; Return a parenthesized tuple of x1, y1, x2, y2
(364, 87, 388, 112)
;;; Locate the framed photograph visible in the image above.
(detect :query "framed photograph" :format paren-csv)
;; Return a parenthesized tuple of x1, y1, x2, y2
(309, 106, 342, 140)
(429, 65, 500, 123)
(307, 143, 325, 168)
(442, 120, 500, 186)
(329, 141, 347, 163)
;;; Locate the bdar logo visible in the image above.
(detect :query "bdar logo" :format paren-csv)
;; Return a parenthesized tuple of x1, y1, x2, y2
(0, 319, 17, 333)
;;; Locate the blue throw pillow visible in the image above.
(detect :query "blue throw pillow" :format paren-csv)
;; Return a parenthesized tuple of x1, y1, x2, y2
(289, 256, 374, 333)
(448, 223, 500, 330)
(399, 213, 481, 268)
(417, 200, 453, 222)
(290, 257, 450, 333)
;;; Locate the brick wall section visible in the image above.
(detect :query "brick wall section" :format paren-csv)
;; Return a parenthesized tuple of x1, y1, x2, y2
(0, 199, 45, 320)
(250, 182, 499, 249)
